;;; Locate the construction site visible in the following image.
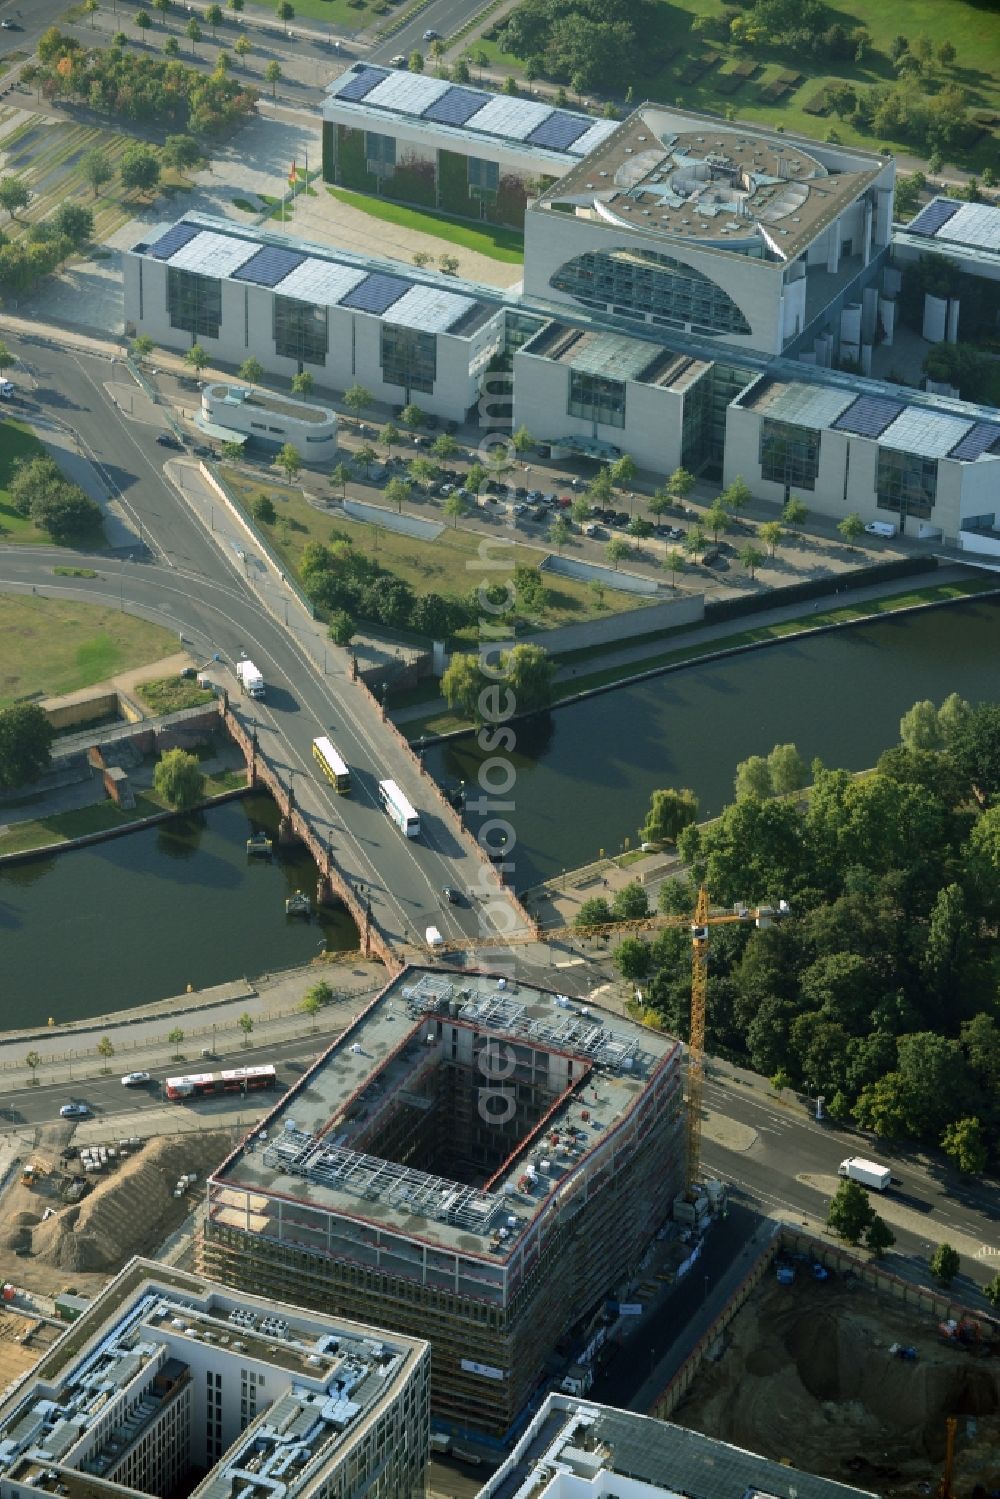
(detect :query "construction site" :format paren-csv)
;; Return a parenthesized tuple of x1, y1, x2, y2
(197, 968, 686, 1439)
(672, 1263, 1000, 1498)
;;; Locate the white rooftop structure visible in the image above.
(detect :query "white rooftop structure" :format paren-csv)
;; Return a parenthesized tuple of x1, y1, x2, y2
(905, 196, 1000, 253)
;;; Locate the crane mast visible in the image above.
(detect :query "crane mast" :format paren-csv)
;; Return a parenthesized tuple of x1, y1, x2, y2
(686, 885, 710, 1190)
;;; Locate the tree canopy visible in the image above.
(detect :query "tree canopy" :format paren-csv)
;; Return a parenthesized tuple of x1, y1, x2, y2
(0, 704, 54, 790)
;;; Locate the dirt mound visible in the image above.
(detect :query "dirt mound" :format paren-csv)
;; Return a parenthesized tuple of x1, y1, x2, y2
(30, 1132, 230, 1273)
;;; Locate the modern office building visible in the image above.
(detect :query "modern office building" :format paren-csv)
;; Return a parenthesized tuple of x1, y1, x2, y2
(200, 383, 339, 461)
(477, 1395, 877, 1499)
(0, 1258, 430, 1499)
(322, 65, 616, 228)
(197, 969, 684, 1442)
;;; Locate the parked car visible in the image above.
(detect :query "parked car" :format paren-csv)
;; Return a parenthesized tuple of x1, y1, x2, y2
(156, 431, 183, 449)
(558, 495, 573, 508)
(484, 479, 499, 493)
(613, 511, 630, 527)
(569, 477, 585, 490)
(668, 526, 684, 540)
(541, 493, 558, 507)
(439, 483, 454, 497)
(121, 1071, 152, 1087)
(60, 1103, 91, 1119)
(389, 53, 407, 66)
(514, 486, 528, 499)
(526, 489, 543, 501)
(422, 27, 441, 40)
(701, 546, 721, 566)
(424, 414, 439, 430)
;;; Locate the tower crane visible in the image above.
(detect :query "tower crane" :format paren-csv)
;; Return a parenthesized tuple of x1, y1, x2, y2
(433, 887, 788, 1189)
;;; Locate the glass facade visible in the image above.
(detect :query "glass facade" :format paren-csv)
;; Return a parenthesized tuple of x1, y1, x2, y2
(468, 157, 499, 199)
(759, 418, 821, 491)
(166, 267, 221, 340)
(380, 323, 436, 394)
(568, 369, 625, 428)
(876, 448, 937, 520)
(551, 249, 752, 337)
(365, 131, 396, 176)
(273, 295, 329, 366)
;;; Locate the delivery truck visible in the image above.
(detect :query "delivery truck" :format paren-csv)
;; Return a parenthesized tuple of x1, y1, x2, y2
(838, 1156, 891, 1191)
(236, 659, 265, 699)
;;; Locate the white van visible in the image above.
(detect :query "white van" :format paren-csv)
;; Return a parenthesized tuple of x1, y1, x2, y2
(425, 926, 444, 949)
(864, 520, 897, 538)
(0, 380, 14, 400)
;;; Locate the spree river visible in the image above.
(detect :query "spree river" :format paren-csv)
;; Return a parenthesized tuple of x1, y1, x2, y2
(0, 793, 357, 1021)
(426, 595, 1000, 890)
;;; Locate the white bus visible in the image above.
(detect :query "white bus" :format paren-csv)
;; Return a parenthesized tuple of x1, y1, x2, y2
(378, 778, 420, 838)
(312, 735, 351, 794)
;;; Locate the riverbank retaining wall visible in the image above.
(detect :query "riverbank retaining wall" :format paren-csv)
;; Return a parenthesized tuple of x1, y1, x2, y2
(520, 592, 705, 655)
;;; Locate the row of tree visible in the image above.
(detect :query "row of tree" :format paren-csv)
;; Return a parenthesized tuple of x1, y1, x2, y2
(298, 533, 485, 640)
(596, 695, 1000, 1174)
(5, 455, 103, 543)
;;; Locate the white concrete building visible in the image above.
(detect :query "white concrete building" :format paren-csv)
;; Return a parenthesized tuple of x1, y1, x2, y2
(200, 382, 338, 462)
(0, 1259, 429, 1499)
(123, 213, 505, 420)
(476, 1395, 877, 1499)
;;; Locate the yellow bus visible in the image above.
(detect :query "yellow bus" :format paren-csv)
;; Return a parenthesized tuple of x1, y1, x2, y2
(312, 735, 351, 793)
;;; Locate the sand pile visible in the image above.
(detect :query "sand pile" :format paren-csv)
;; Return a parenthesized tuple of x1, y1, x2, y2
(30, 1132, 231, 1273)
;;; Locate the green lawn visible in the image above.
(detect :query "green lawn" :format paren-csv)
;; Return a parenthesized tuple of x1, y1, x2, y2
(234, 0, 399, 29)
(0, 596, 182, 708)
(0, 422, 52, 545)
(326, 187, 525, 262)
(135, 676, 215, 714)
(221, 467, 651, 638)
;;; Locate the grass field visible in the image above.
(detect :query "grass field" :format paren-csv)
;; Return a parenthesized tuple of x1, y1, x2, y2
(135, 677, 215, 714)
(0, 597, 181, 708)
(326, 187, 525, 262)
(237, 0, 402, 30)
(0, 422, 52, 545)
(221, 467, 651, 639)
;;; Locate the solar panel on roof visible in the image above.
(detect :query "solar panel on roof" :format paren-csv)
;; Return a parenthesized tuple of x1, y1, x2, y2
(907, 199, 960, 237)
(948, 421, 1000, 462)
(341, 272, 411, 314)
(336, 65, 390, 102)
(421, 86, 491, 126)
(526, 110, 590, 152)
(831, 394, 905, 438)
(232, 245, 306, 288)
(149, 222, 200, 260)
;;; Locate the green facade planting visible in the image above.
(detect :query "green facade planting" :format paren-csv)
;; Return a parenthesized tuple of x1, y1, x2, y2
(322, 120, 334, 183)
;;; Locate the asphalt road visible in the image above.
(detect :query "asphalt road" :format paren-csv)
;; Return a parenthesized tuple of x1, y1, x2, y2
(367, 0, 489, 64)
(2, 333, 522, 950)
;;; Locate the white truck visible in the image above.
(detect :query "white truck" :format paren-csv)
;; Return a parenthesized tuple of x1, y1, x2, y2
(838, 1156, 891, 1192)
(864, 520, 897, 538)
(236, 659, 265, 699)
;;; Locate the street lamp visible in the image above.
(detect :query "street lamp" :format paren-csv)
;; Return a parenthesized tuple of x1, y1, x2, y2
(119, 552, 133, 611)
(703, 1274, 710, 1305)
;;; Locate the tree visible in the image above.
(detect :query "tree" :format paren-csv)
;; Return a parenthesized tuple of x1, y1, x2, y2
(941, 1116, 988, 1175)
(97, 1036, 115, 1072)
(264, 59, 281, 97)
(500, 643, 554, 715)
(152, 0, 172, 17)
(684, 527, 706, 558)
(0, 178, 31, 218)
(326, 461, 352, 501)
(344, 383, 373, 423)
(949, 703, 1000, 800)
(782, 496, 808, 529)
(238, 1011, 254, 1047)
(120, 143, 161, 193)
(740, 544, 764, 580)
(186, 15, 202, 46)
(704, 501, 730, 542)
(837, 512, 865, 549)
(132, 334, 154, 363)
(401, 403, 425, 430)
(409, 455, 437, 492)
(385, 476, 411, 513)
(277, 443, 301, 480)
(443, 492, 468, 528)
(82, 148, 113, 197)
(628, 517, 653, 541)
(759, 520, 783, 557)
(900, 698, 943, 751)
(0, 703, 54, 789)
(53, 204, 93, 246)
(184, 343, 208, 375)
(380, 422, 399, 458)
(930, 1241, 960, 1285)
(865, 1215, 895, 1257)
(612, 881, 649, 920)
(668, 466, 695, 501)
(276, 0, 294, 32)
(135, 10, 152, 33)
(33, 488, 102, 543)
(354, 442, 377, 476)
(230, 0, 245, 11)
(412, 250, 430, 268)
(252, 493, 276, 524)
(734, 755, 773, 801)
(466, 462, 486, 497)
(238, 355, 264, 389)
(25, 1050, 41, 1084)
(153, 747, 205, 809)
(767, 743, 807, 796)
(610, 452, 637, 498)
(571, 496, 590, 525)
(205, 0, 223, 31)
(722, 476, 751, 514)
(986, 1273, 1000, 1310)
(441, 652, 482, 720)
(665, 549, 685, 590)
(165, 34, 180, 54)
(826, 1178, 875, 1245)
(162, 133, 201, 173)
(221, 441, 243, 461)
(575, 897, 613, 929)
(234, 33, 251, 65)
(503, 75, 519, 95)
(549, 515, 571, 552)
(84, 0, 99, 24)
(430, 432, 460, 462)
(291, 371, 314, 398)
(439, 254, 459, 275)
(168, 1026, 184, 1059)
(614, 937, 652, 981)
(606, 537, 630, 570)
(328, 610, 355, 646)
(409, 50, 424, 72)
(641, 788, 698, 845)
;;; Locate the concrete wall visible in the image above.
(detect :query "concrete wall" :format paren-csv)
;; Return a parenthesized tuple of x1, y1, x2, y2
(520, 592, 704, 653)
(540, 554, 660, 595)
(43, 692, 120, 732)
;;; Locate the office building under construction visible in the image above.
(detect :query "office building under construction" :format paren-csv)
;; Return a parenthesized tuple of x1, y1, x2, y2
(198, 970, 684, 1440)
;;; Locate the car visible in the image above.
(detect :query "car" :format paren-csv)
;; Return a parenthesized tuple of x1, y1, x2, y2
(121, 1071, 151, 1087)
(59, 1103, 91, 1119)
(0, 18, 22, 27)
(526, 489, 543, 502)
(389, 53, 407, 66)
(613, 511, 630, 527)
(484, 478, 499, 493)
(558, 495, 573, 508)
(701, 546, 721, 566)
(457, 488, 471, 500)
(422, 27, 440, 40)
(442, 886, 463, 905)
(439, 483, 454, 497)
(156, 431, 183, 449)
(668, 526, 684, 540)
(541, 493, 558, 507)
(192, 444, 213, 458)
(511, 502, 527, 514)
(0, 382, 14, 401)
(514, 486, 528, 499)
(569, 477, 585, 490)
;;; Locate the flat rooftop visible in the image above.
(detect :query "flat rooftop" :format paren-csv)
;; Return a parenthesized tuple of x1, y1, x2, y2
(212, 969, 675, 1257)
(324, 65, 617, 166)
(481, 1397, 879, 1499)
(525, 321, 710, 390)
(133, 213, 501, 337)
(205, 384, 335, 424)
(541, 105, 885, 261)
(904, 196, 1000, 254)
